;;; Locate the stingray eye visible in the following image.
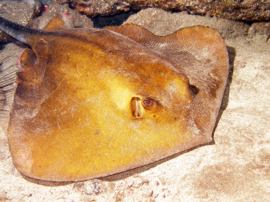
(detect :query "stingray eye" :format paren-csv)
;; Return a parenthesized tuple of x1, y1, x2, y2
(142, 97, 157, 110)
(130, 97, 144, 119)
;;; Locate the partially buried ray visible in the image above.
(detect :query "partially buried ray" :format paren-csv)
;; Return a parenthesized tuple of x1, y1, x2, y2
(0, 16, 229, 181)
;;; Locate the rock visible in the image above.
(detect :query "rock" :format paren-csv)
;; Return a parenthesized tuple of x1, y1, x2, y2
(0, 0, 41, 42)
(0, 45, 23, 130)
(248, 22, 270, 38)
(125, 8, 250, 38)
(59, 0, 130, 17)
(57, 0, 270, 21)
(31, 1, 93, 30)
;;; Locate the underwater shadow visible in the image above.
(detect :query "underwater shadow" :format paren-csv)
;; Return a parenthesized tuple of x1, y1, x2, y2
(212, 46, 235, 138)
(93, 11, 137, 28)
(22, 175, 72, 186)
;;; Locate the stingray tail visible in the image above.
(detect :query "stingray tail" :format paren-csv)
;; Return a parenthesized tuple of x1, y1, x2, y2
(0, 17, 32, 129)
(0, 16, 44, 129)
(0, 15, 41, 44)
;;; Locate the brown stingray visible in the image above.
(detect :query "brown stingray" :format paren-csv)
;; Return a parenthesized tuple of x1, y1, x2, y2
(1, 17, 229, 181)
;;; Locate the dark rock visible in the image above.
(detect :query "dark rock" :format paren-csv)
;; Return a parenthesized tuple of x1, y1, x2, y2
(57, 0, 270, 21)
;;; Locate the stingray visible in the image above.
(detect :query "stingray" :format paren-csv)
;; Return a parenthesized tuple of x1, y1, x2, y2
(0, 16, 229, 181)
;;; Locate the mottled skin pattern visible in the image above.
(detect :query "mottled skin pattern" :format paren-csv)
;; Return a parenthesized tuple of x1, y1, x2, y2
(6, 18, 228, 181)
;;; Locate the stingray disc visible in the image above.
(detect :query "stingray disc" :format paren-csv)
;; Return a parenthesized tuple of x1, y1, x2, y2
(7, 23, 229, 181)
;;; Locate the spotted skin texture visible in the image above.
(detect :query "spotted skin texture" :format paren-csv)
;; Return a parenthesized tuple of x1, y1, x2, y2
(7, 20, 229, 181)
